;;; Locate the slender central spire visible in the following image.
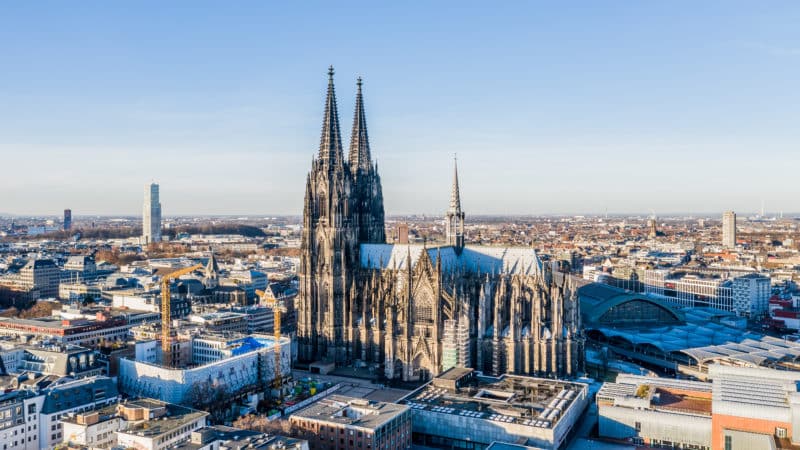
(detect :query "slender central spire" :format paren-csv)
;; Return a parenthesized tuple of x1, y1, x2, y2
(445, 155, 465, 251)
(349, 77, 372, 173)
(319, 65, 344, 165)
(449, 155, 462, 213)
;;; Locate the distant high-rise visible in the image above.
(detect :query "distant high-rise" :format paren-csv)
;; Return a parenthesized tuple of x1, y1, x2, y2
(63, 209, 72, 231)
(143, 182, 162, 244)
(722, 210, 736, 248)
(647, 217, 657, 239)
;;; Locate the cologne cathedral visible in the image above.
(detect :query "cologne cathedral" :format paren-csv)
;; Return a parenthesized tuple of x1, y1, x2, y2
(297, 67, 584, 382)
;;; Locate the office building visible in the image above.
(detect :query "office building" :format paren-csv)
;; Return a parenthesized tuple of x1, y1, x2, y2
(0, 310, 158, 346)
(398, 368, 589, 450)
(63, 209, 71, 231)
(188, 311, 248, 334)
(19, 258, 59, 299)
(63, 254, 97, 282)
(289, 395, 411, 450)
(644, 269, 734, 311)
(143, 182, 162, 244)
(644, 269, 770, 317)
(722, 211, 736, 249)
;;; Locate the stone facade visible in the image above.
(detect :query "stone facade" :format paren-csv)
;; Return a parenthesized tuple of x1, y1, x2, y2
(297, 67, 584, 382)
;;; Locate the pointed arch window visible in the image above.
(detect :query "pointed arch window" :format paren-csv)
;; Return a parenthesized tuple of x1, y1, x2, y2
(414, 291, 434, 323)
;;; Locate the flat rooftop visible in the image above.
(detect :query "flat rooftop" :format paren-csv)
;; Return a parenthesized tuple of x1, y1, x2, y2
(120, 401, 207, 438)
(654, 387, 712, 415)
(399, 369, 587, 430)
(60, 402, 118, 425)
(291, 395, 408, 430)
(173, 425, 306, 450)
(597, 375, 712, 416)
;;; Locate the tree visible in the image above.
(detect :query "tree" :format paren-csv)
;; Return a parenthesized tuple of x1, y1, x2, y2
(184, 380, 231, 423)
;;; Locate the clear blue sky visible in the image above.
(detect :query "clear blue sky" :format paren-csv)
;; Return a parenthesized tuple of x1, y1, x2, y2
(1, 2, 798, 216)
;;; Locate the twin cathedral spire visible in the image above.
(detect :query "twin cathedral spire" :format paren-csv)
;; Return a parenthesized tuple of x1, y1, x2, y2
(308, 65, 463, 251)
(317, 66, 377, 178)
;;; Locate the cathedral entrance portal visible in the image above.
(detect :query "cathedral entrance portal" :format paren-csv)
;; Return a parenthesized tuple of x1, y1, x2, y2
(411, 352, 432, 382)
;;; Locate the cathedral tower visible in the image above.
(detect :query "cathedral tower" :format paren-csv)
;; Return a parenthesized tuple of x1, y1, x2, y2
(298, 68, 385, 365)
(349, 77, 386, 244)
(298, 67, 360, 364)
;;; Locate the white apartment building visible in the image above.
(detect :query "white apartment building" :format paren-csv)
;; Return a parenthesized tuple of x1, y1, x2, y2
(731, 273, 771, 318)
(722, 210, 736, 249)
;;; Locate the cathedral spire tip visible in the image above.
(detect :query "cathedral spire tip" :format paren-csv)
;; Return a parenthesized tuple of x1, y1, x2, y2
(349, 74, 372, 173)
(449, 156, 462, 213)
(319, 66, 343, 164)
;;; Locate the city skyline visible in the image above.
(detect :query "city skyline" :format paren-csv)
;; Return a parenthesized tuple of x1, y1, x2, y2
(2, 2, 799, 215)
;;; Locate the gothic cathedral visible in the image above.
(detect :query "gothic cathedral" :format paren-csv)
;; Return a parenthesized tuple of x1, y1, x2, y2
(297, 67, 584, 382)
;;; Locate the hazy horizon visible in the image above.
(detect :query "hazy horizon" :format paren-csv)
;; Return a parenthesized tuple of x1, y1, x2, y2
(1, 211, 796, 220)
(2, 2, 798, 216)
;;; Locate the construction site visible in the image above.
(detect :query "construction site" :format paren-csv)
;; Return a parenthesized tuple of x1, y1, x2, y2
(113, 264, 295, 413)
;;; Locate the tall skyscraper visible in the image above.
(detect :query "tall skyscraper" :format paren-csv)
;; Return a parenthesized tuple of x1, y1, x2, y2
(143, 182, 162, 244)
(63, 209, 72, 231)
(722, 210, 736, 248)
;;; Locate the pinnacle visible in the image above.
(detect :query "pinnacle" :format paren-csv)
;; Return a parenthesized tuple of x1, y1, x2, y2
(449, 156, 462, 213)
(319, 66, 344, 165)
(349, 76, 372, 173)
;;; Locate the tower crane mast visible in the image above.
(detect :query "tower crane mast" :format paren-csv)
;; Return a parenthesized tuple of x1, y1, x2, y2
(161, 264, 203, 366)
(256, 289, 287, 399)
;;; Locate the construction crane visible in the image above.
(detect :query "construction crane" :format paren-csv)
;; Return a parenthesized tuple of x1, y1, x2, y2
(256, 289, 287, 400)
(161, 264, 203, 367)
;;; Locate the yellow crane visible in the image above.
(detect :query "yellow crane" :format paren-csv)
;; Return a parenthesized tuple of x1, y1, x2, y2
(161, 264, 203, 366)
(256, 289, 287, 399)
